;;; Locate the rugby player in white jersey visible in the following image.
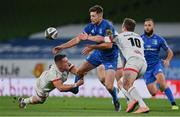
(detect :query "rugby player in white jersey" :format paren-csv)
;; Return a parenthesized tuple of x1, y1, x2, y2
(18, 54, 83, 108)
(115, 18, 150, 113)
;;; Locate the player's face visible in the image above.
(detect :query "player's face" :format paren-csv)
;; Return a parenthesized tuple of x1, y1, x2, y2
(56, 57, 69, 72)
(90, 12, 102, 24)
(144, 21, 154, 34)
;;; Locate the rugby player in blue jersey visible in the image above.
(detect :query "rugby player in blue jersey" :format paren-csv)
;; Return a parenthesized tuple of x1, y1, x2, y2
(141, 18, 179, 110)
(53, 5, 122, 111)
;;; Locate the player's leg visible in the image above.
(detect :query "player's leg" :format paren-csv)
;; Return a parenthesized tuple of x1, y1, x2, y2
(116, 68, 133, 103)
(97, 64, 120, 111)
(18, 95, 47, 108)
(68, 60, 96, 93)
(146, 82, 158, 96)
(116, 56, 132, 103)
(69, 51, 100, 93)
(123, 58, 149, 113)
(97, 65, 120, 98)
(115, 53, 124, 88)
(116, 68, 123, 89)
(123, 70, 149, 113)
(97, 64, 106, 85)
(155, 72, 179, 110)
(114, 54, 124, 103)
(105, 68, 120, 111)
(143, 70, 158, 96)
(116, 68, 133, 104)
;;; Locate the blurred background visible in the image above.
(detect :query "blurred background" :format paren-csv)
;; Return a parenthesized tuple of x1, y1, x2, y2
(0, 0, 180, 98)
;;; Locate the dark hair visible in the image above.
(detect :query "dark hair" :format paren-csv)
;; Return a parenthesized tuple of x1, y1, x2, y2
(54, 54, 66, 62)
(122, 18, 136, 32)
(144, 18, 154, 23)
(89, 5, 103, 14)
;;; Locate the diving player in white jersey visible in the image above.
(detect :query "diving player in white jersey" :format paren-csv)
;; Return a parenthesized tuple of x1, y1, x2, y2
(115, 18, 149, 113)
(18, 54, 83, 108)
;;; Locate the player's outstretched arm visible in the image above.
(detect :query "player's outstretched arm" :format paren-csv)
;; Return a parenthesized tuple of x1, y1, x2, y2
(52, 36, 81, 54)
(82, 42, 112, 55)
(89, 42, 113, 49)
(87, 35, 104, 43)
(78, 33, 104, 43)
(53, 79, 82, 92)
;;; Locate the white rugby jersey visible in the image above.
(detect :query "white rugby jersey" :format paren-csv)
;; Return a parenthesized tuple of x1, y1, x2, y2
(115, 31, 145, 61)
(36, 63, 74, 93)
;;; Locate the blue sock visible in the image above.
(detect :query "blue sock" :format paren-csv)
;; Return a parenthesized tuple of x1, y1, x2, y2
(109, 87, 119, 103)
(164, 87, 175, 105)
(75, 75, 81, 83)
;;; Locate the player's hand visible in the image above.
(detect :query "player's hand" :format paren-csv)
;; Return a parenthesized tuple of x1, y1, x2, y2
(78, 33, 88, 40)
(82, 45, 93, 55)
(52, 46, 63, 54)
(163, 59, 170, 68)
(76, 79, 84, 86)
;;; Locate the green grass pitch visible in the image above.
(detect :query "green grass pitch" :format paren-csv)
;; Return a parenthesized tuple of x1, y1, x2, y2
(0, 96, 179, 116)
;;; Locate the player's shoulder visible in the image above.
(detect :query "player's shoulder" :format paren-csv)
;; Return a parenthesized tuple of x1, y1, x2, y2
(153, 34, 166, 42)
(49, 64, 62, 75)
(102, 19, 111, 24)
(153, 34, 164, 39)
(84, 23, 93, 29)
(119, 31, 140, 37)
(140, 33, 146, 38)
(102, 19, 114, 27)
(132, 32, 141, 37)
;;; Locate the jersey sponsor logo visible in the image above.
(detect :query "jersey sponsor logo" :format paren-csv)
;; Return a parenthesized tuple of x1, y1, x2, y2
(91, 29, 95, 34)
(147, 45, 151, 48)
(99, 28, 103, 34)
(144, 48, 158, 51)
(145, 45, 157, 51)
(107, 65, 113, 68)
(152, 39, 158, 45)
(158, 69, 163, 72)
(105, 29, 113, 36)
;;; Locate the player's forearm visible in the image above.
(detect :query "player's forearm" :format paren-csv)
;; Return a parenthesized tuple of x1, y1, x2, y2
(70, 66, 78, 75)
(87, 35, 104, 43)
(61, 37, 81, 49)
(90, 43, 112, 50)
(57, 84, 77, 92)
(165, 48, 174, 61)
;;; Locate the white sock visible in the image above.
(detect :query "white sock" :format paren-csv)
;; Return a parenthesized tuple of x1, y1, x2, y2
(23, 96, 33, 104)
(121, 87, 133, 103)
(128, 86, 147, 107)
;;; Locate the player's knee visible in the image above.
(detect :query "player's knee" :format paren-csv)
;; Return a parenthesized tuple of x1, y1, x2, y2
(123, 83, 129, 91)
(105, 84, 113, 91)
(149, 89, 157, 96)
(117, 80, 122, 89)
(39, 100, 45, 104)
(100, 80, 105, 85)
(97, 65, 104, 71)
(159, 83, 167, 91)
(123, 79, 132, 90)
(116, 69, 123, 79)
(37, 97, 46, 104)
(151, 92, 156, 96)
